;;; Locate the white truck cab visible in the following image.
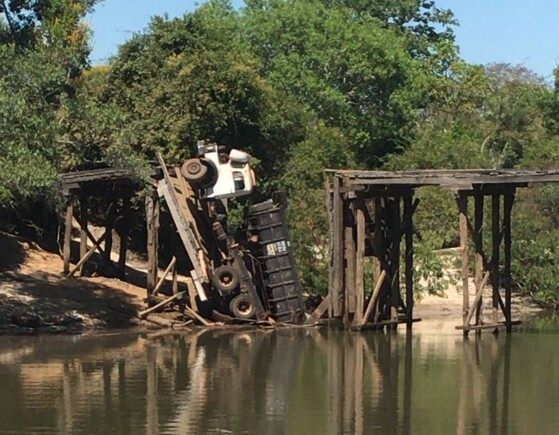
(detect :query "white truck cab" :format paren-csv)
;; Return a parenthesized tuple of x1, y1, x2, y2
(181, 141, 256, 199)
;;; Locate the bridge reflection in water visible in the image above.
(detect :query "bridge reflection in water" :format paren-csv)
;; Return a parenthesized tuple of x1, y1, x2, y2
(0, 325, 558, 434)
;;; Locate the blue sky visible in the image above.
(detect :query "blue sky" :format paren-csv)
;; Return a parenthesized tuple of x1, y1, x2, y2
(89, 0, 559, 79)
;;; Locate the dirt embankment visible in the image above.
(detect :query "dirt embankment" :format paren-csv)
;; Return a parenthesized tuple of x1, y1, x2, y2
(0, 233, 147, 334)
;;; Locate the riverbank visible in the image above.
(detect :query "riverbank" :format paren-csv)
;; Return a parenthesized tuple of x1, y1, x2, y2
(0, 232, 546, 335)
(0, 233, 147, 334)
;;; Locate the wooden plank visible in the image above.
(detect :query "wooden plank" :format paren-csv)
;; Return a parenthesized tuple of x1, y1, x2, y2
(185, 276, 198, 312)
(153, 257, 176, 297)
(67, 231, 107, 277)
(465, 271, 490, 327)
(360, 270, 386, 326)
(63, 199, 73, 275)
(458, 193, 469, 331)
(353, 318, 421, 331)
(306, 294, 331, 324)
(491, 194, 500, 325)
(156, 153, 207, 301)
(354, 203, 365, 325)
(455, 320, 521, 331)
(139, 291, 183, 319)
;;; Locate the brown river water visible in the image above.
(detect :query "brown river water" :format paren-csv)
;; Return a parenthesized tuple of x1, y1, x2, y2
(1, 317, 559, 434)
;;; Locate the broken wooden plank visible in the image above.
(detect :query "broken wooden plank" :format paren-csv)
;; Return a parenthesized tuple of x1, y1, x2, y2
(67, 231, 107, 277)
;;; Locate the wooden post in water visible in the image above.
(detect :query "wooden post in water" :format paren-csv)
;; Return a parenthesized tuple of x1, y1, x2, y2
(491, 193, 501, 328)
(404, 194, 414, 329)
(503, 190, 515, 332)
(354, 201, 365, 326)
(63, 196, 73, 275)
(332, 176, 343, 318)
(146, 194, 160, 300)
(344, 201, 356, 328)
(474, 193, 484, 328)
(458, 193, 469, 334)
(390, 197, 401, 329)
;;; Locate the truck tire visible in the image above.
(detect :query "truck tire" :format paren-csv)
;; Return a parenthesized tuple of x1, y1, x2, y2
(212, 266, 239, 293)
(181, 158, 208, 183)
(229, 294, 256, 319)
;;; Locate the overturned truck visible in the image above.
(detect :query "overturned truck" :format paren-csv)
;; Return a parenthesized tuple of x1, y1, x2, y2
(146, 142, 306, 325)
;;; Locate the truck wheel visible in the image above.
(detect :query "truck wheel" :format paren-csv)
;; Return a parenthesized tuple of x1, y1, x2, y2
(212, 266, 239, 293)
(181, 158, 208, 183)
(229, 294, 256, 319)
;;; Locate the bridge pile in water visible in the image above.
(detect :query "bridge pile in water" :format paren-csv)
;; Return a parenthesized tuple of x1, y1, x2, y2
(325, 169, 559, 334)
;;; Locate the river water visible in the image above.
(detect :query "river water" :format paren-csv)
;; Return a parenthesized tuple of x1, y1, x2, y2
(1, 317, 559, 434)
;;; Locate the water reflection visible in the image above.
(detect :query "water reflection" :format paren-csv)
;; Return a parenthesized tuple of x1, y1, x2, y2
(0, 325, 558, 434)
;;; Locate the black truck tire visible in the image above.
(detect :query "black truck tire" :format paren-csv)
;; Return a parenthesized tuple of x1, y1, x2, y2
(229, 294, 256, 319)
(212, 266, 239, 293)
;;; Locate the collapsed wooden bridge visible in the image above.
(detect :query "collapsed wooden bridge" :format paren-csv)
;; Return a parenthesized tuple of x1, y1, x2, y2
(326, 169, 559, 334)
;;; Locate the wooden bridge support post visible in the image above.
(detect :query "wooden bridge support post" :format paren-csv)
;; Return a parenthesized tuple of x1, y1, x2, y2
(503, 189, 515, 332)
(389, 197, 401, 330)
(491, 193, 501, 327)
(63, 196, 74, 275)
(344, 200, 356, 328)
(403, 194, 414, 329)
(104, 201, 116, 266)
(458, 192, 470, 334)
(79, 191, 88, 276)
(354, 201, 366, 326)
(118, 194, 131, 279)
(474, 193, 484, 330)
(146, 194, 160, 301)
(331, 176, 344, 318)
(326, 177, 335, 320)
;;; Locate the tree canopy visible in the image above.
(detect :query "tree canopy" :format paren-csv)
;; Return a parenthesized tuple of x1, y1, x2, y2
(2, 0, 559, 303)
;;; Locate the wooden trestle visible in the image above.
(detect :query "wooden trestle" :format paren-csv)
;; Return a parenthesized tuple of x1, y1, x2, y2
(326, 169, 559, 333)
